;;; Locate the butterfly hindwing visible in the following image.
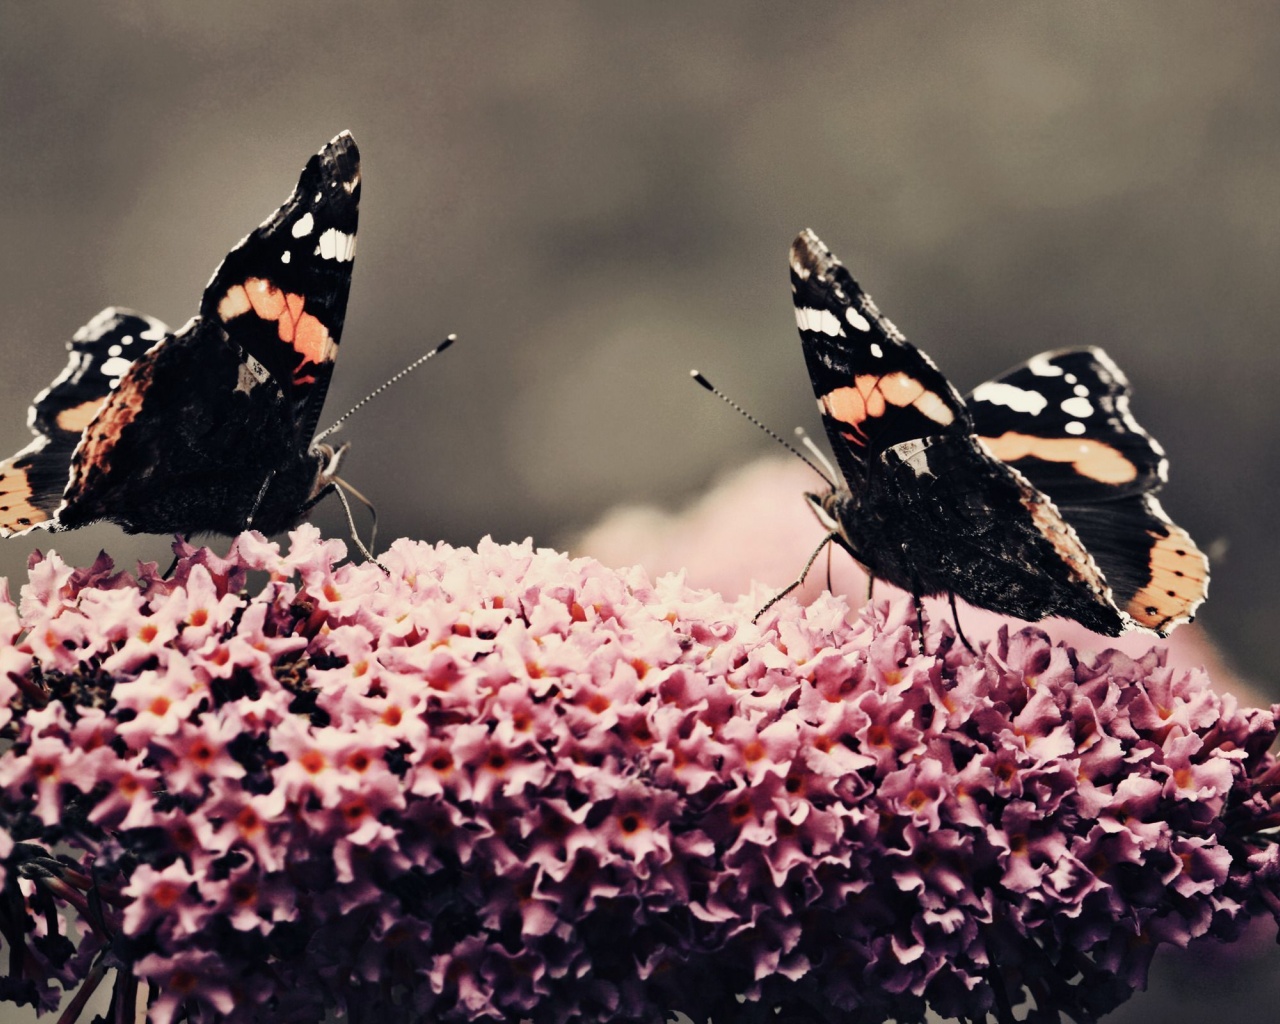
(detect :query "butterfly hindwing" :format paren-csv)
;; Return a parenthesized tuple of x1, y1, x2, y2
(968, 348, 1166, 503)
(868, 434, 1125, 635)
(0, 309, 169, 537)
(1037, 494, 1208, 634)
(966, 348, 1207, 634)
(59, 315, 300, 535)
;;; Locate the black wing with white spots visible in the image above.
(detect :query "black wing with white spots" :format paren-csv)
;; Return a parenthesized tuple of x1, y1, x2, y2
(968, 348, 1207, 634)
(0, 309, 168, 537)
(790, 229, 970, 491)
(968, 348, 1166, 503)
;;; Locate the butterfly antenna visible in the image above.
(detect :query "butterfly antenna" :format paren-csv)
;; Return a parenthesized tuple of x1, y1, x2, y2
(314, 334, 457, 443)
(690, 370, 834, 487)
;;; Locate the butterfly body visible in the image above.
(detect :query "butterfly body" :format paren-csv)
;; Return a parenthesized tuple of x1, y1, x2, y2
(790, 229, 1206, 637)
(0, 132, 360, 539)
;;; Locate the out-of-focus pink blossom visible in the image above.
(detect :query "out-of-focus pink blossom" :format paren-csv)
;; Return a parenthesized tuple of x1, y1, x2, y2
(0, 526, 1275, 1024)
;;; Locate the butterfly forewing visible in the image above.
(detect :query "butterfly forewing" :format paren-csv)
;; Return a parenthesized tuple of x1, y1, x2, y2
(201, 131, 360, 443)
(790, 229, 970, 487)
(969, 348, 1167, 503)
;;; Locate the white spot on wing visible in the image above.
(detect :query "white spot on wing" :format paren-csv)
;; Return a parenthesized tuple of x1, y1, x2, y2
(1061, 396, 1093, 418)
(291, 212, 315, 238)
(281, 250, 292, 264)
(1028, 355, 1064, 377)
(1065, 421, 1086, 435)
(234, 354, 272, 395)
(100, 355, 132, 380)
(316, 228, 356, 262)
(845, 307, 871, 332)
(107, 345, 122, 357)
(794, 307, 843, 336)
(1073, 384, 1089, 397)
(870, 343, 883, 358)
(971, 381, 1048, 415)
(1064, 373, 1077, 384)
(75, 309, 117, 342)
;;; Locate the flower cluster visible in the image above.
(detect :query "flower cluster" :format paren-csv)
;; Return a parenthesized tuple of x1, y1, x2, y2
(0, 527, 1277, 1024)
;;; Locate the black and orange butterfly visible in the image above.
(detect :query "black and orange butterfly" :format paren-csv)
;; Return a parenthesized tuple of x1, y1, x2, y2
(786, 228, 1207, 638)
(0, 132, 361, 540)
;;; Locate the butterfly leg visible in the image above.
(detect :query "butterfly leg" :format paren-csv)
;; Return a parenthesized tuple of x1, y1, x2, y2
(162, 543, 183, 581)
(948, 591, 976, 654)
(332, 475, 379, 555)
(753, 531, 838, 623)
(913, 593, 927, 653)
(331, 480, 389, 574)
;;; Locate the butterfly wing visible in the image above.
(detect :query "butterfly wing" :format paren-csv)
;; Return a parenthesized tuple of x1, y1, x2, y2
(201, 130, 360, 442)
(48, 133, 360, 536)
(968, 348, 1165, 502)
(869, 433, 1127, 635)
(789, 229, 971, 489)
(967, 348, 1207, 633)
(0, 309, 169, 536)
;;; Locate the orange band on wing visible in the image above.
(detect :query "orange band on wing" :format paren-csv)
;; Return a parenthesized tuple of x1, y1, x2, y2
(820, 372, 955, 434)
(978, 432, 1138, 485)
(55, 398, 108, 435)
(1124, 523, 1208, 633)
(0, 456, 52, 533)
(217, 277, 335, 381)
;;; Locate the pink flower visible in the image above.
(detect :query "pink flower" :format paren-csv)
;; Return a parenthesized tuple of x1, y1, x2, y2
(0, 525, 1276, 1024)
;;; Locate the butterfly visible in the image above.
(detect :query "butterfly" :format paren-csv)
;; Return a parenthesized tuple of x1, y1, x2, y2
(0, 131, 360, 540)
(787, 228, 1208, 639)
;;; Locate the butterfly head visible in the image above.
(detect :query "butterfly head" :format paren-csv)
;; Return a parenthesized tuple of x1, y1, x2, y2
(805, 487, 853, 537)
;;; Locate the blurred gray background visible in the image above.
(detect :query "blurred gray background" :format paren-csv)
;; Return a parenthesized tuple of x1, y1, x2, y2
(2, 4, 1280, 1021)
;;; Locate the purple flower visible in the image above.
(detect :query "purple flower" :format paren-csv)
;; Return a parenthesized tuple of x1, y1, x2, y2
(0, 525, 1277, 1024)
